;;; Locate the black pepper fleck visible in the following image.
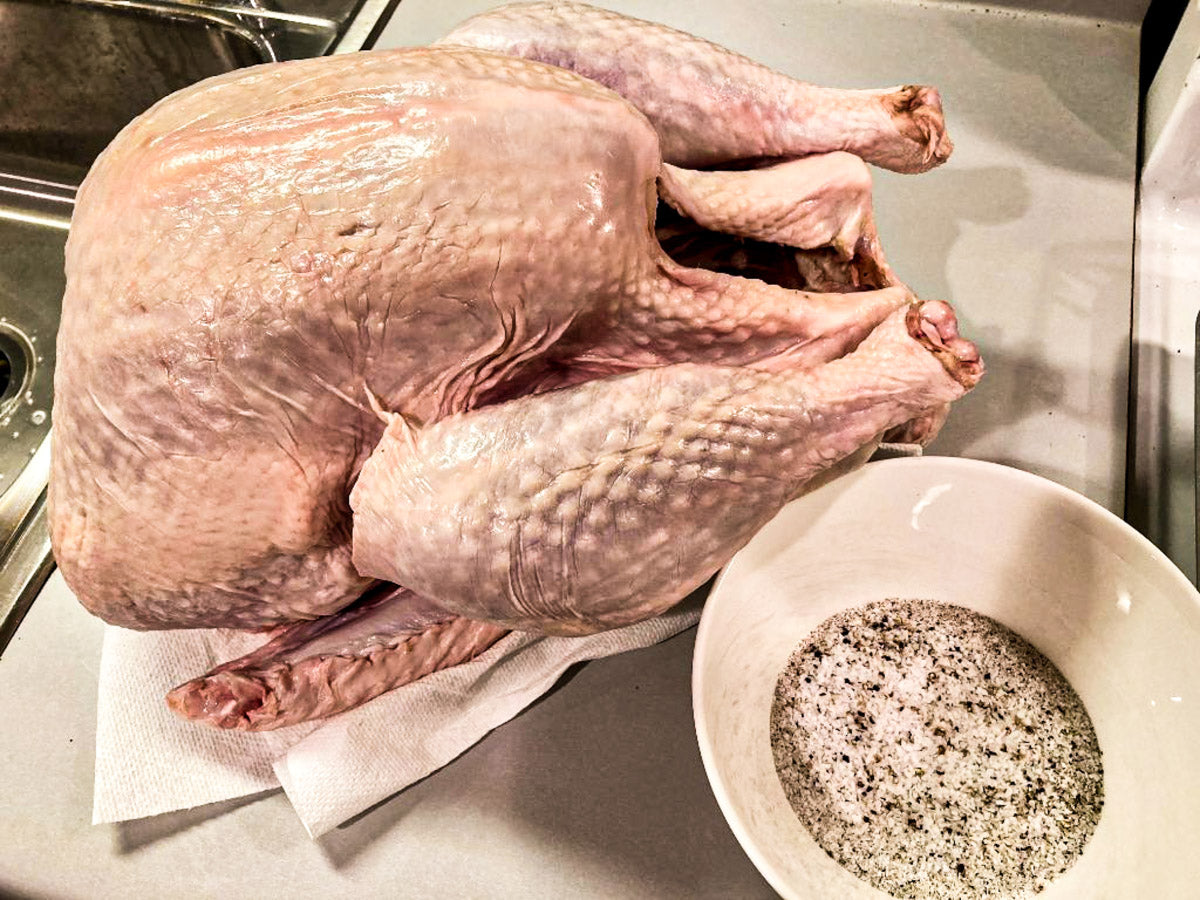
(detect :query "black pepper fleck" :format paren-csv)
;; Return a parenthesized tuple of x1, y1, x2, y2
(769, 598, 1104, 900)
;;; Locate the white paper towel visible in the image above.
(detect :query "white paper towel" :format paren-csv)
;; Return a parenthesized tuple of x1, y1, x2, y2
(93, 597, 701, 838)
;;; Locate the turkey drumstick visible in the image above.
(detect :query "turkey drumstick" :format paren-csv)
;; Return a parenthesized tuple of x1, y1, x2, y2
(438, 1, 953, 172)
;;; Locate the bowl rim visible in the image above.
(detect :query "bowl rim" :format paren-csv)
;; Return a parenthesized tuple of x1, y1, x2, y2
(690, 455, 1200, 898)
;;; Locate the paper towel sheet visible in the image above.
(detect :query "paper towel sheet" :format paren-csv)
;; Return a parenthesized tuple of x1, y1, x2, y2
(93, 597, 701, 837)
(92, 625, 317, 824)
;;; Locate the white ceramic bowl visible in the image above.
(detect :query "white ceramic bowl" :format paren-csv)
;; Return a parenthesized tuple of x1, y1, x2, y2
(693, 457, 1200, 899)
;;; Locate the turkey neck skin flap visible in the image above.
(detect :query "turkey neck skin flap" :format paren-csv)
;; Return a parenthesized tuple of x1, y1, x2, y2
(49, 3, 981, 730)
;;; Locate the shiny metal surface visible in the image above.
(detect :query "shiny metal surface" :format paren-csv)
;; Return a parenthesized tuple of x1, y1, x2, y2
(0, 0, 391, 186)
(62, 0, 280, 62)
(0, 482, 51, 653)
(0, 216, 64, 504)
(0, 169, 75, 230)
(0, 206, 65, 655)
(335, 0, 403, 53)
(0, 0, 271, 183)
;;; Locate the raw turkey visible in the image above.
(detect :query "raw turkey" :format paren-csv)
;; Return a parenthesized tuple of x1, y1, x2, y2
(49, 2, 982, 730)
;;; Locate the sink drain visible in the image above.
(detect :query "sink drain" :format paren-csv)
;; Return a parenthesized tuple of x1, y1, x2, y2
(0, 329, 30, 409)
(0, 327, 33, 412)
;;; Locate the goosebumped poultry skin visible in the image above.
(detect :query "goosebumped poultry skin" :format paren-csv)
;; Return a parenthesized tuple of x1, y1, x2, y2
(438, 2, 953, 173)
(351, 301, 979, 635)
(51, 4, 980, 731)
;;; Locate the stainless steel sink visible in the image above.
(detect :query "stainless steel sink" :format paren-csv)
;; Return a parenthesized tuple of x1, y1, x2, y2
(0, 0, 399, 652)
(0, 175, 69, 650)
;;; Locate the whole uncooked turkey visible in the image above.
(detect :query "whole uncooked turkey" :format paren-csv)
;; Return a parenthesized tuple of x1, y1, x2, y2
(50, 2, 982, 730)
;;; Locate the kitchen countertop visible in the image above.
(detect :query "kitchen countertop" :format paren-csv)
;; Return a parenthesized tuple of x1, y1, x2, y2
(2, 573, 770, 899)
(0, 1, 1142, 897)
